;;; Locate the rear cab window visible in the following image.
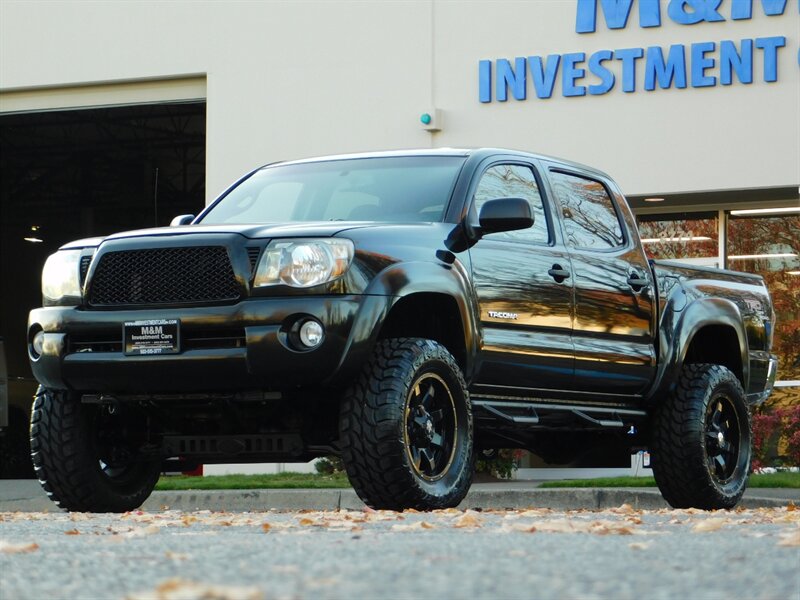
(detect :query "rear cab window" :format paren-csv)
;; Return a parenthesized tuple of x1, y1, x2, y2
(548, 170, 625, 251)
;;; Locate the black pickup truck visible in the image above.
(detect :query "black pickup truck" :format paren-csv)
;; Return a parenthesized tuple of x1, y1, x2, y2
(27, 149, 777, 512)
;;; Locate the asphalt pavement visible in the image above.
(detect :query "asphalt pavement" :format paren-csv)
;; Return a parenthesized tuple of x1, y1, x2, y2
(1, 479, 798, 512)
(1, 506, 798, 600)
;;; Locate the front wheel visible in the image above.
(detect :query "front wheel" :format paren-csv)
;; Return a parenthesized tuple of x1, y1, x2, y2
(651, 364, 751, 510)
(30, 387, 161, 512)
(339, 338, 474, 510)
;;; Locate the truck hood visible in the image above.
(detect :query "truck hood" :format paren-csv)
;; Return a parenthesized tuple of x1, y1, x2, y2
(60, 222, 379, 249)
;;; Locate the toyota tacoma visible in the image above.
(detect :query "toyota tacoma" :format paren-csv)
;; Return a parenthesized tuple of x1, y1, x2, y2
(27, 149, 778, 511)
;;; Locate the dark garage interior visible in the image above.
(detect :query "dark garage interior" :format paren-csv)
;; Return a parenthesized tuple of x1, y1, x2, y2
(0, 100, 206, 476)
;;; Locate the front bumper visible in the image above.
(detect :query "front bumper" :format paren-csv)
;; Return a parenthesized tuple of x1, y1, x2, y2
(28, 295, 376, 393)
(748, 355, 779, 405)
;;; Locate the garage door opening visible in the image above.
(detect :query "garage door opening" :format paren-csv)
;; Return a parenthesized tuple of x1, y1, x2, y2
(0, 100, 206, 476)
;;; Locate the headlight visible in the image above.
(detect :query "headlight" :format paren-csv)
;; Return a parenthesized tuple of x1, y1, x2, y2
(253, 239, 354, 288)
(42, 250, 82, 304)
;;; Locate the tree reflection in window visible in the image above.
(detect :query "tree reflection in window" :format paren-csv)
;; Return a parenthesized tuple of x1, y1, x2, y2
(550, 172, 624, 250)
(728, 213, 800, 408)
(473, 164, 549, 244)
(637, 213, 719, 261)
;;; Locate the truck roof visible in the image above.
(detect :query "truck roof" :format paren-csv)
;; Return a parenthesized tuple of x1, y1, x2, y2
(273, 148, 612, 180)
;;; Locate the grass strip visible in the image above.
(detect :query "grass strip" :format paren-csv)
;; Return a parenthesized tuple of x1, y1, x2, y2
(539, 472, 800, 489)
(155, 471, 351, 491)
(156, 470, 799, 491)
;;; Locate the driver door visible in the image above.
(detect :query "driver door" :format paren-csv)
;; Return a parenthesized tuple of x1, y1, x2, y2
(469, 161, 575, 397)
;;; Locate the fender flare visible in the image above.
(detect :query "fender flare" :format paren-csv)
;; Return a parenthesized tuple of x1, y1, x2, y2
(648, 297, 748, 401)
(328, 260, 479, 385)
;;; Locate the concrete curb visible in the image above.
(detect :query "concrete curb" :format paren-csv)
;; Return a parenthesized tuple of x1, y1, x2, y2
(140, 487, 791, 512)
(1, 479, 793, 512)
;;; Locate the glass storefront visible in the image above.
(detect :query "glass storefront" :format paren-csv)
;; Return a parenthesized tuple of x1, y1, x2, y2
(728, 210, 800, 409)
(638, 207, 800, 410)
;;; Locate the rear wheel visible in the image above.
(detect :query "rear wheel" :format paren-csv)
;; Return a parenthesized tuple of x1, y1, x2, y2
(30, 387, 161, 512)
(339, 338, 473, 510)
(651, 364, 751, 510)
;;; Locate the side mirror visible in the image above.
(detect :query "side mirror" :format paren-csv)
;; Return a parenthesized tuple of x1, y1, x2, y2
(170, 214, 195, 227)
(478, 198, 533, 235)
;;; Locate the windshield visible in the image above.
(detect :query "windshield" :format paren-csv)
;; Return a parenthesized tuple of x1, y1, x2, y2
(199, 156, 466, 225)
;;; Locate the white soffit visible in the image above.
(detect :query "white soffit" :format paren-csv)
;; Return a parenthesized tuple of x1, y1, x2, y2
(0, 76, 207, 114)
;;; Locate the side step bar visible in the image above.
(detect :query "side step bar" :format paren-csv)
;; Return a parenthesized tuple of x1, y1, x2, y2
(472, 399, 647, 429)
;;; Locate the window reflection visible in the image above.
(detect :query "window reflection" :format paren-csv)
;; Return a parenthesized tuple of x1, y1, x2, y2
(473, 164, 549, 244)
(550, 172, 623, 250)
(728, 213, 800, 409)
(637, 213, 719, 265)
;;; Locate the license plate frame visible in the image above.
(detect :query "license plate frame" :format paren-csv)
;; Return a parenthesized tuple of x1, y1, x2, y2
(123, 319, 180, 356)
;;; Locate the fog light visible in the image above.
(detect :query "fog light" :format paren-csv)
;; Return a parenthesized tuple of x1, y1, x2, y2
(32, 330, 45, 357)
(299, 320, 324, 348)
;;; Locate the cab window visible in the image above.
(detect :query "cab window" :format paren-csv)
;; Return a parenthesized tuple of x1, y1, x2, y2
(473, 164, 549, 244)
(550, 171, 624, 250)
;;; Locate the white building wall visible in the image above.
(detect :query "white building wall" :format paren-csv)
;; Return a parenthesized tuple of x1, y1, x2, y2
(1, 0, 798, 198)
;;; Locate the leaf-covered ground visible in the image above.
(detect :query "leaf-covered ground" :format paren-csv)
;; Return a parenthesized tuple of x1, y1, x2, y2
(1, 505, 797, 600)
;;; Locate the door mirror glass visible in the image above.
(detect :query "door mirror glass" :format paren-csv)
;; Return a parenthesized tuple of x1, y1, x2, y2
(479, 198, 533, 234)
(170, 214, 195, 227)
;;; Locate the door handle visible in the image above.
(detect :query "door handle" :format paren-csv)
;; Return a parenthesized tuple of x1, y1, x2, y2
(627, 273, 649, 291)
(548, 264, 571, 282)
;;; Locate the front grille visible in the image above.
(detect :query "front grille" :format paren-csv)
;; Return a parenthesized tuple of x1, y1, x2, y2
(79, 255, 92, 285)
(88, 246, 239, 306)
(246, 246, 262, 275)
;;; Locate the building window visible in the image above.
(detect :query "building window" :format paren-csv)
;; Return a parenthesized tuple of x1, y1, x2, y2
(728, 210, 800, 409)
(637, 212, 719, 266)
(637, 207, 799, 410)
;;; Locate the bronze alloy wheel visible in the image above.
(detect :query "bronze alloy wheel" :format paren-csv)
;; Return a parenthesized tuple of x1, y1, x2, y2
(404, 373, 458, 482)
(339, 338, 474, 510)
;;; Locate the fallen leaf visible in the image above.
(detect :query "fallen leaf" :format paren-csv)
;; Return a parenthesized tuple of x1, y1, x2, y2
(693, 519, 726, 532)
(391, 521, 435, 532)
(0, 541, 39, 554)
(590, 521, 634, 536)
(164, 551, 189, 561)
(612, 503, 636, 515)
(261, 523, 271, 533)
(125, 525, 161, 537)
(778, 530, 800, 547)
(518, 509, 549, 518)
(69, 513, 90, 522)
(501, 522, 537, 533)
(453, 512, 483, 529)
(786, 502, 796, 512)
(628, 542, 652, 550)
(127, 578, 263, 600)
